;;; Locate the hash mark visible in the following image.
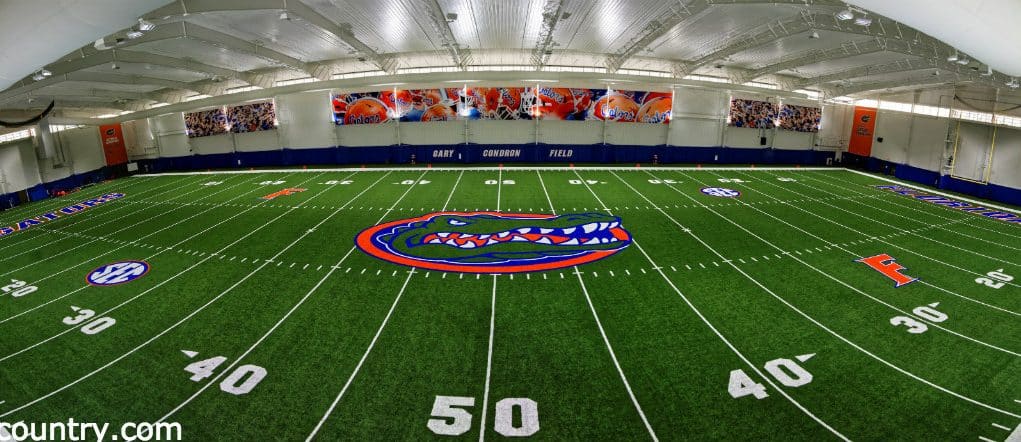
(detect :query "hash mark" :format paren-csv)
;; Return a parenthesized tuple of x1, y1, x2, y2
(593, 272, 598, 277)
(345, 267, 351, 273)
(699, 263, 705, 269)
(609, 271, 615, 277)
(376, 269, 381, 276)
(670, 266, 677, 272)
(625, 269, 631, 276)
(303, 264, 309, 270)
(978, 437, 995, 442)
(992, 423, 1011, 431)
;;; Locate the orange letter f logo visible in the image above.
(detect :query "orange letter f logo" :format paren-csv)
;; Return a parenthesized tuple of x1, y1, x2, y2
(856, 253, 918, 287)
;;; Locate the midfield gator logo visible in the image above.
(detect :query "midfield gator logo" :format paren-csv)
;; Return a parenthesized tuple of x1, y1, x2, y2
(356, 212, 632, 273)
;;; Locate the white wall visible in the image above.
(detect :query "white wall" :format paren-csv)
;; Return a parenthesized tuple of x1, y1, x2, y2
(153, 113, 190, 157)
(276, 90, 337, 149)
(0, 140, 40, 193)
(871, 110, 912, 164)
(468, 120, 534, 144)
(399, 121, 464, 145)
(989, 127, 1021, 188)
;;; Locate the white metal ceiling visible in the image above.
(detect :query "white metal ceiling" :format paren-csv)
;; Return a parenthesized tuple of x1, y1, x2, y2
(0, 0, 1015, 117)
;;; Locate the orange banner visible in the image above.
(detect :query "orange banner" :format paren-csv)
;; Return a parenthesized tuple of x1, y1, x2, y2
(848, 106, 878, 156)
(99, 124, 128, 166)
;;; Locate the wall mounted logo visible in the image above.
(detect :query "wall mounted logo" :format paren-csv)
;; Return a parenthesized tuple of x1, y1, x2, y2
(356, 212, 632, 273)
(701, 187, 741, 198)
(86, 260, 150, 286)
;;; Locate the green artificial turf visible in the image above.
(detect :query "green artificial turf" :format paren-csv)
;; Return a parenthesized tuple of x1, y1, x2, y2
(0, 167, 1018, 441)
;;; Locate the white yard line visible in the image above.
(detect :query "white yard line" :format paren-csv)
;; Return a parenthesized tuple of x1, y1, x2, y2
(309, 171, 472, 440)
(478, 168, 502, 441)
(159, 171, 427, 423)
(733, 170, 1021, 317)
(0, 175, 199, 253)
(0, 175, 217, 270)
(629, 170, 1018, 419)
(844, 169, 1021, 216)
(0, 173, 280, 326)
(801, 173, 1021, 252)
(575, 170, 848, 440)
(0, 171, 378, 418)
(536, 170, 659, 441)
(477, 276, 497, 442)
(0, 172, 330, 362)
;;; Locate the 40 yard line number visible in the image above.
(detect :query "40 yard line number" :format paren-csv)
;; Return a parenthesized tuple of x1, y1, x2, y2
(728, 354, 815, 400)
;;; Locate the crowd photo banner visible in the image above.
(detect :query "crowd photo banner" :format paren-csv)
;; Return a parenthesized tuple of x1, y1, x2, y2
(778, 104, 822, 132)
(98, 123, 128, 165)
(227, 101, 276, 133)
(729, 98, 778, 129)
(848, 106, 878, 156)
(185, 108, 229, 137)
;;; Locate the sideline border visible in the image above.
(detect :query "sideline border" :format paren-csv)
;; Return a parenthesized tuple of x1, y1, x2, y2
(131, 166, 1020, 215)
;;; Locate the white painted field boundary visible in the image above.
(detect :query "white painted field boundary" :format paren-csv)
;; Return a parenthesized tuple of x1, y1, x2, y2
(135, 166, 834, 176)
(845, 169, 1021, 216)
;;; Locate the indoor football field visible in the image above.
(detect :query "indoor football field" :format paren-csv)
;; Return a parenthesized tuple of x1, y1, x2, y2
(0, 166, 1018, 441)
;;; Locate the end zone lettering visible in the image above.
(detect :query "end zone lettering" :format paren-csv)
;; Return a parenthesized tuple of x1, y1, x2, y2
(0, 193, 126, 239)
(875, 185, 1021, 225)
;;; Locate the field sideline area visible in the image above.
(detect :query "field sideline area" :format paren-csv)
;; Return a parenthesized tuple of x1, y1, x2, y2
(0, 166, 1018, 441)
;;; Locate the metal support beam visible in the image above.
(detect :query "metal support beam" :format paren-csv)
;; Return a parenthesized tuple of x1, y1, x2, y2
(733, 38, 889, 84)
(792, 58, 936, 89)
(422, 0, 472, 69)
(675, 10, 816, 78)
(530, 0, 565, 70)
(606, 0, 711, 73)
(285, 0, 398, 74)
(824, 72, 958, 97)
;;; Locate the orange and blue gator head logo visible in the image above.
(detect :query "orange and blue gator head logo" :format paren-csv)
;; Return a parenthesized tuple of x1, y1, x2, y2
(356, 212, 632, 273)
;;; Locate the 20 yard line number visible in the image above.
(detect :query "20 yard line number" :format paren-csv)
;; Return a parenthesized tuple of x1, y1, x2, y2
(729, 354, 815, 400)
(0, 279, 37, 298)
(428, 396, 539, 437)
(975, 269, 1013, 289)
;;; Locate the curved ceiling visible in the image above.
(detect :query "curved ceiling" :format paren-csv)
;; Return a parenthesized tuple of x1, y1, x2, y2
(849, 0, 1021, 77)
(0, 0, 169, 91)
(0, 0, 1017, 120)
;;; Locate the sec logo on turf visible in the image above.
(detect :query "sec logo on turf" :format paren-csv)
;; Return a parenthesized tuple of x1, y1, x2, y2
(356, 212, 632, 274)
(87, 261, 150, 286)
(701, 187, 741, 198)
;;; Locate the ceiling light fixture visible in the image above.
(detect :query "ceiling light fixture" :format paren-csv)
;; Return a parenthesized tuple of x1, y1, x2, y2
(31, 73, 45, 81)
(40, 69, 51, 77)
(137, 18, 155, 31)
(956, 56, 970, 65)
(835, 10, 854, 20)
(947, 52, 959, 62)
(279, 11, 290, 20)
(854, 16, 872, 26)
(809, 31, 820, 39)
(126, 29, 144, 39)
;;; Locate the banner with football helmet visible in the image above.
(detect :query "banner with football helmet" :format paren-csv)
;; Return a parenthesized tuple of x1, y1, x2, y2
(332, 87, 673, 124)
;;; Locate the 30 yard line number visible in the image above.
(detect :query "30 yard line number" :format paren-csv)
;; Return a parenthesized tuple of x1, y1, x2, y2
(62, 306, 116, 335)
(428, 395, 539, 437)
(728, 354, 815, 400)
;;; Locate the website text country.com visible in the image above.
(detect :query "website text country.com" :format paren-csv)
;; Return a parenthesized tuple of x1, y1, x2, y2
(0, 420, 181, 441)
